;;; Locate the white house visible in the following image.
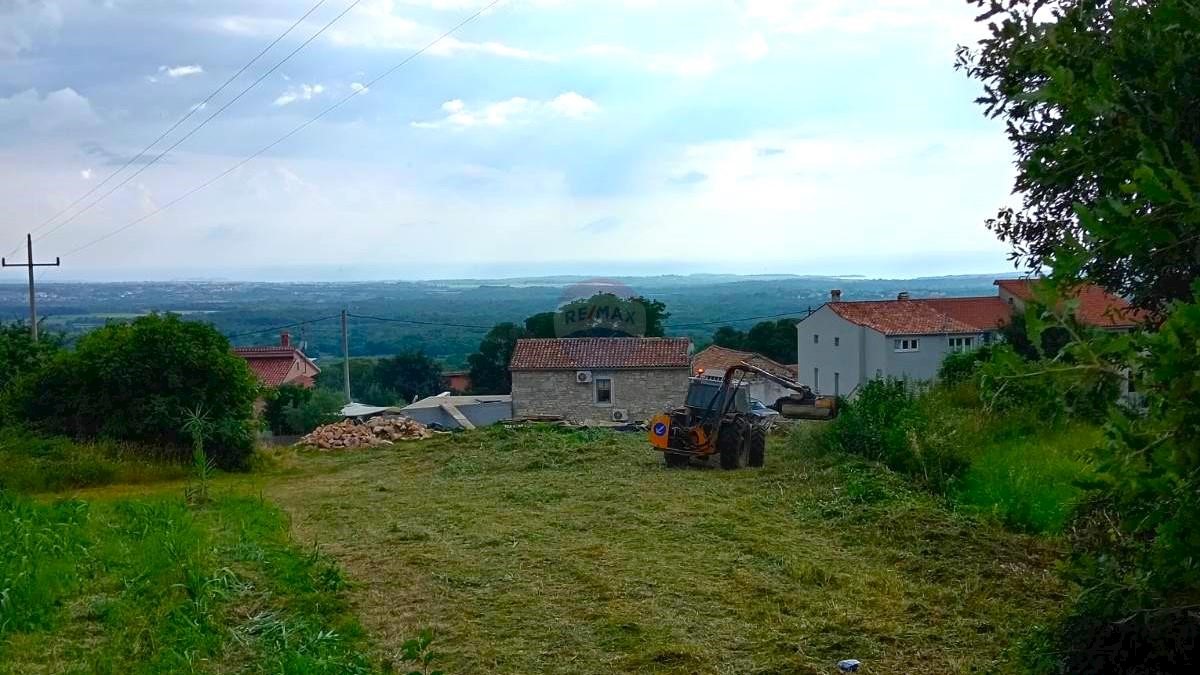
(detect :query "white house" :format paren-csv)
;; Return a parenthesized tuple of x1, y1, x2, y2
(795, 280, 1141, 396)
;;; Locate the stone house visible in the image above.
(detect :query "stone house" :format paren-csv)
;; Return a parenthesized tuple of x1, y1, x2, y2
(509, 337, 692, 424)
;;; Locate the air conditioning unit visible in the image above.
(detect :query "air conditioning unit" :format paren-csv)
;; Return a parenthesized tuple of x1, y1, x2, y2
(576, 370, 593, 383)
(611, 409, 629, 422)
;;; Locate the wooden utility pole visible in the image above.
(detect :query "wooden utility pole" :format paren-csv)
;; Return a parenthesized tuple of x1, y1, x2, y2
(341, 309, 352, 403)
(1, 234, 60, 342)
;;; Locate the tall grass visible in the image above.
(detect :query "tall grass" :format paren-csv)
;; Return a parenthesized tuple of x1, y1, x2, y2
(0, 427, 187, 493)
(0, 492, 375, 673)
(809, 378, 1100, 534)
(953, 423, 1099, 533)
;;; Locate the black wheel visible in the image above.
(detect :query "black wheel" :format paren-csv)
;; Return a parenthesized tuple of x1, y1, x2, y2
(718, 419, 749, 470)
(664, 452, 689, 468)
(749, 428, 766, 467)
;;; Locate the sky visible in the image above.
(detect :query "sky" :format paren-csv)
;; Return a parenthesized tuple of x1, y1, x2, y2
(0, 0, 1020, 281)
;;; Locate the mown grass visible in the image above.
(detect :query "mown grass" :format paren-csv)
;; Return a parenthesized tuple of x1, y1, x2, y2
(0, 489, 375, 674)
(0, 427, 188, 493)
(263, 423, 1067, 674)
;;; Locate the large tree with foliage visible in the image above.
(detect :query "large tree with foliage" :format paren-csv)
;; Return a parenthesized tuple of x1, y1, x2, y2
(6, 313, 259, 468)
(710, 318, 799, 364)
(0, 323, 61, 394)
(467, 322, 529, 394)
(957, 0, 1200, 315)
(960, 1, 1200, 669)
(375, 351, 443, 403)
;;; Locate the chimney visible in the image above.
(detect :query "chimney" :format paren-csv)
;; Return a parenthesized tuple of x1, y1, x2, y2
(830, 289, 842, 302)
(897, 291, 911, 301)
(280, 331, 291, 348)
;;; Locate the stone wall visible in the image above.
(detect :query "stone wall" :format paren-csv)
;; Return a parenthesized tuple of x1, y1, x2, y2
(511, 368, 690, 424)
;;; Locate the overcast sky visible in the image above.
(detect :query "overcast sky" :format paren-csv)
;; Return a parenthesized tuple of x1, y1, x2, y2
(0, 0, 1018, 281)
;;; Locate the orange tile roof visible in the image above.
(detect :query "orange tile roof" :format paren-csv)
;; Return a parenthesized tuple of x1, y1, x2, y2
(233, 346, 319, 388)
(995, 279, 1142, 328)
(827, 300, 983, 336)
(924, 297, 1013, 331)
(509, 338, 691, 370)
(692, 345, 796, 379)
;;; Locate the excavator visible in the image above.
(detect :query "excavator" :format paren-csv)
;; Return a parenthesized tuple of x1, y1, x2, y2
(648, 362, 836, 469)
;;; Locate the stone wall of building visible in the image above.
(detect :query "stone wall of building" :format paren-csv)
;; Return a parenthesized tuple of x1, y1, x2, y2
(511, 368, 690, 424)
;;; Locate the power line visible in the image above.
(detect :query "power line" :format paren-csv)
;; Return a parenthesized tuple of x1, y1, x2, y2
(36, 0, 363, 249)
(6, 0, 334, 258)
(665, 311, 806, 329)
(349, 312, 493, 330)
(226, 313, 341, 339)
(60, 0, 503, 259)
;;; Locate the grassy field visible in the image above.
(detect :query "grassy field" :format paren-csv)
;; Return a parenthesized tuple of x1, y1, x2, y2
(2, 424, 1070, 673)
(263, 425, 1065, 674)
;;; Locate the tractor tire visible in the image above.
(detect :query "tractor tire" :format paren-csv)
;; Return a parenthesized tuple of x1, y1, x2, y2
(664, 452, 689, 468)
(718, 419, 749, 470)
(749, 428, 766, 467)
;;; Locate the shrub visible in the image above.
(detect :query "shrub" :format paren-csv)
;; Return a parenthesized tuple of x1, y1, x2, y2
(937, 344, 993, 386)
(281, 389, 344, 435)
(264, 384, 314, 435)
(8, 314, 260, 469)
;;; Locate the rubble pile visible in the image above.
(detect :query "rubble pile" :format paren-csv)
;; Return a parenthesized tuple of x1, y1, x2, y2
(299, 416, 432, 450)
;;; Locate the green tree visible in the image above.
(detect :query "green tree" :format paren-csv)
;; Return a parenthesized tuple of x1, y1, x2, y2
(281, 389, 344, 434)
(956, 0, 1200, 315)
(960, 1, 1200, 669)
(711, 326, 746, 351)
(524, 311, 556, 338)
(375, 351, 443, 403)
(467, 322, 529, 394)
(9, 313, 259, 468)
(0, 322, 61, 394)
(264, 384, 314, 435)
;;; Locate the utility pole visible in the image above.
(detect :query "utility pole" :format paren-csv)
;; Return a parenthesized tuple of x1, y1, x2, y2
(1, 234, 61, 342)
(341, 309, 352, 403)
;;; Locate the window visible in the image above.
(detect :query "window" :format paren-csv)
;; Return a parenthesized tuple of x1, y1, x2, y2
(813, 334, 819, 344)
(813, 367, 819, 393)
(834, 336, 840, 347)
(893, 338, 919, 352)
(948, 336, 975, 353)
(594, 377, 612, 404)
(834, 372, 840, 397)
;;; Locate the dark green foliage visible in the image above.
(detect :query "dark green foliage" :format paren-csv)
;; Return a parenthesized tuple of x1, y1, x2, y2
(467, 322, 529, 394)
(936, 344, 993, 385)
(0, 322, 61, 395)
(524, 311, 556, 338)
(958, 0, 1200, 314)
(7, 313, 259, 469)
(281, 389, 344, 435)
(265, 384, 315, 435)
(976, 344, 1119, 425)
(375, 351, 443, 403)
(710, 318, 799, 364)
(999, 312, 1071, 361)
(824, 379, 970, 490)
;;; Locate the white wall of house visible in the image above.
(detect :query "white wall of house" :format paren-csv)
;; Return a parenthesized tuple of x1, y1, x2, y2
(798, 305, 986, 394)
(795, 306, 865, 397)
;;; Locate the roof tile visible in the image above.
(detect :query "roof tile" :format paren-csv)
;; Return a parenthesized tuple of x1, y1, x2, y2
(510, 337, 691, 370)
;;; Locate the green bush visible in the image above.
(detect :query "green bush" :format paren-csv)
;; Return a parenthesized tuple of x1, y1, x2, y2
(0, 491, 90, 636)
(281, 389, 344, 435)
(937, 344, 993, 385)
(6, 314, 260, 469)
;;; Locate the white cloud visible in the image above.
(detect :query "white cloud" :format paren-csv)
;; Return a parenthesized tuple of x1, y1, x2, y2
(0, 88, 99, 133)
(741, 33, 769, 62)
(273, 83, 325, 107)
(159, 64, 204, 78)
(350, 82, 370, 94)
(80, 168, 92, 180)
(742, 0, 978, 41)
(0, 0, 64, 57)
(412, 92, 599, 129)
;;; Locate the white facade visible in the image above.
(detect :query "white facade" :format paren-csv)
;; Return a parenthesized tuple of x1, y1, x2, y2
(796, 305, 985, 395)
